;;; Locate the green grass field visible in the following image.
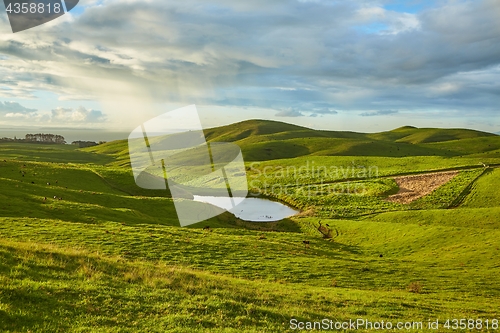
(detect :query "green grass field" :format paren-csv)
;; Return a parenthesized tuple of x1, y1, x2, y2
(1, 121, 499, 332)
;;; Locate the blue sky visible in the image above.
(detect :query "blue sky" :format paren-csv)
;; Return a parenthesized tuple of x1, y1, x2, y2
(384, 0, 437, 13)
(0, 0, 499, 136)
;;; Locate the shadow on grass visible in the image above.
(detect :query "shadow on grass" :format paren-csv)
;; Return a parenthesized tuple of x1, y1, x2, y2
(188, 213, 303, 233)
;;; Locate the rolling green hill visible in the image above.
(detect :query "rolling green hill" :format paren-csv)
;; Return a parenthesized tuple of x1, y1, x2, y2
(84, 119, 499, 163)
(206, 120, 500, 161)
(203, 119, 313, 142)
(84, 140, 130, 166)
(221, 121, 496, 161)
(369, 126, 495, 144)
(1, 121, 500, 332)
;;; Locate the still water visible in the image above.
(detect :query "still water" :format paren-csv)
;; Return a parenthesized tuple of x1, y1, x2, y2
(193, 196, 299, 222)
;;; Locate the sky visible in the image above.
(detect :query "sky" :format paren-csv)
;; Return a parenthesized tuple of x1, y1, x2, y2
(0, 0, 499, 139)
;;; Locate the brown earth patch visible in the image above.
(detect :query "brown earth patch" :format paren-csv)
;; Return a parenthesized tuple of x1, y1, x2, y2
(387, 171, 459, 204)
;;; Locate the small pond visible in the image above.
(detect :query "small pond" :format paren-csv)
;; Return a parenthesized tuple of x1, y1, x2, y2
(193, 196, 299, 222)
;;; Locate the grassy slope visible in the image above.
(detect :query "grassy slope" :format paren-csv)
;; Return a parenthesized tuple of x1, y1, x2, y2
(85, 120, 499, 163)
(1, 217, 499, 332)
(461, 168, 500, 208)
(368, 126, 495, 143)
(1, 123, 500, 332)
(83, 140, 130, 167)
(202, 120, 497, 161)
(0, 143, 114, 164)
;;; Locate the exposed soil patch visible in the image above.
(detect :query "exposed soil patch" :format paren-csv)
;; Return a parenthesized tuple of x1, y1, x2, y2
(387, 171, 459, 204)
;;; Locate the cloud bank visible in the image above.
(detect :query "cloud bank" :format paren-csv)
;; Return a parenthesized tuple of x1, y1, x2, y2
(0, 0, 498, 129)
(0, 100, 106, 124)
(360, 110, 399, 117)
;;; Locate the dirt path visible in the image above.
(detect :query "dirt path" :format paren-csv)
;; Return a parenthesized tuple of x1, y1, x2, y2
(387, 170, 460, 204)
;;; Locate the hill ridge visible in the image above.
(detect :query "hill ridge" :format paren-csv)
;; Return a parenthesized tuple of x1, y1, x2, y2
(84, 119, 500, 162)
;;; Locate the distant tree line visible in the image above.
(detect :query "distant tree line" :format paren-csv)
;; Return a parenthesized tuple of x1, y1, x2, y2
(71, 141, 99, 148)
(0, 136, 19, 142)
(25, 133, 66, 144)
(0, 133, 66, 144)
(0, 135, 107, 146)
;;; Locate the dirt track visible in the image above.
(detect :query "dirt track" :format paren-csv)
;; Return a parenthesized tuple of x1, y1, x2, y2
(387, 171, 459, 204)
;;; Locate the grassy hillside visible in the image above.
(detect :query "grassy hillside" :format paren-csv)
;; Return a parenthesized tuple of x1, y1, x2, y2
(83, 140, 130, 166)
(84, 120, 499, 163)
(370, 126, 496, 144)
(0, 143, 114, 164)
(0, 158, 219, 228)
(1, 216, 499, 332)
(215, 121, 497, 161)
(461, 168, 500, 208)
(203, 119, 313, 142)
(1, 122, 500, 332)
(424, 136, 500, 157)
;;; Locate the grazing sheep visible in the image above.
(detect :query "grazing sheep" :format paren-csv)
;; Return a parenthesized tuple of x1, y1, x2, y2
(303, 240, 310, 248)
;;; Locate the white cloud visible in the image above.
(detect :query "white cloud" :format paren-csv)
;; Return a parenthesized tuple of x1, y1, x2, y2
(0, 100, 107, 125)
(0, 101, 37, 114)
(51, 106, 106, 123)
(275, 108, 305, 117)
(5, 112, 37, 118)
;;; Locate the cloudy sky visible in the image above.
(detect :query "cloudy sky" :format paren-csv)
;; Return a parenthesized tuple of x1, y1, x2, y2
(0, 0, 499, 136)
